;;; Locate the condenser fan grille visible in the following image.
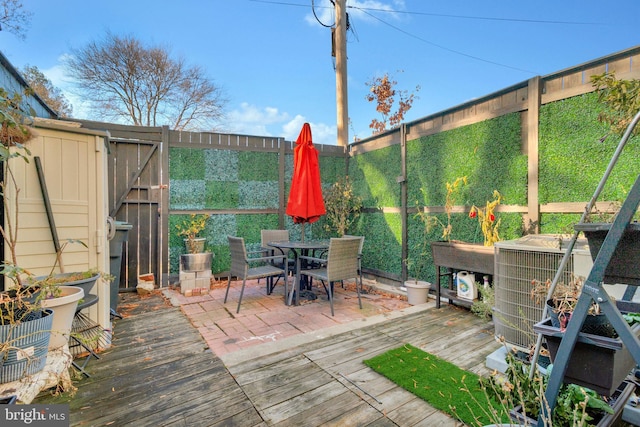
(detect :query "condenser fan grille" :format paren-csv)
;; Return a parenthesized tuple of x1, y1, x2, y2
(494, 248, 575, 349)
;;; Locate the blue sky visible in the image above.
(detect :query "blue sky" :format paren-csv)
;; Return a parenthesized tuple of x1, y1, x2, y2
(2, 1, 639, 145)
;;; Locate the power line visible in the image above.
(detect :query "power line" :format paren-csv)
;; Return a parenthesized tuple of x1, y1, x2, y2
(354, 6, 608, 26)
(249, 0, 610, 26)
(354, 7, 538, 75)
(311, 0, 333, 27)
(251, 0, 598, 74)
(249, 0, 310, 8)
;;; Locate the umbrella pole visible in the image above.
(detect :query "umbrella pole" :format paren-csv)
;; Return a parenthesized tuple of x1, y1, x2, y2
(301, 223, 305, 242)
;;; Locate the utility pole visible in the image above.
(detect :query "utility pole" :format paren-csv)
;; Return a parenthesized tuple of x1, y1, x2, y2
(335, 0, 348, 147)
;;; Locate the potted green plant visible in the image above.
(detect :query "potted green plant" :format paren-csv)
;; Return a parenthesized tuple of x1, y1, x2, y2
(19, 235, 112, 350)
(474, 343, 632, 427)
(533, 314, 639, 397)
(176, 214, 213, 272)
(0, 287, 53, 384)
(530, 276, 640, 396)
(176, 213, 208, 254)
(427, 178, 499, 273)
(30, 268, 103, 295)
(404, 206, 433, 305)
(25, 266, 110, 351)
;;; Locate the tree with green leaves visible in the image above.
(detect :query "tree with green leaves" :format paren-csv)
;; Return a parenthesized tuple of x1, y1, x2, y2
(591, 71, 640, 136)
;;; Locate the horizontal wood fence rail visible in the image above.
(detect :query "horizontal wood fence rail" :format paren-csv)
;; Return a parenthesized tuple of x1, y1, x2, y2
(414, 202, 618, 215)
(169, 129, 347, 156)
(170, 209, 280, 215)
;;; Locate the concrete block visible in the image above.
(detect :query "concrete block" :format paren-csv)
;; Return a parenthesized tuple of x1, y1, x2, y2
(196, 277, 210, 289)
(180, 271, 196, 282)
(196, 270, 212, 278)
(180, 279, 197, 294)
(485, 346, 508, 374)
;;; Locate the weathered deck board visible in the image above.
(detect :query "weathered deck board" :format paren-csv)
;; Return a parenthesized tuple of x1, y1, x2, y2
(34, 293, 499, 427)
(34, 294, 264, 427)
(228, 304, 497, 426)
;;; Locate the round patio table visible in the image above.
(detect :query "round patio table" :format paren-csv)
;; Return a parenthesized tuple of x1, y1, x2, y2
(268, 240, 329, 306)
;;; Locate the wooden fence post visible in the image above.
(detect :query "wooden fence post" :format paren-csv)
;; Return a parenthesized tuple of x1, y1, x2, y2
(526, 76, 542, 234)
(400, 124, 408, 284)
(278, 137, 286, 229)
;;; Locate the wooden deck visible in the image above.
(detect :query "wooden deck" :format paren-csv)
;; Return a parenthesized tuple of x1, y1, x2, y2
(34, 292, 500, 426)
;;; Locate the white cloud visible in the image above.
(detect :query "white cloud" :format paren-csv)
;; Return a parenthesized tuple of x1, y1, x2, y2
(226, 103, 290, 136)
(227, 104, 337, 146)
(41, 63, 67, 87)
(282, 115, 336, 146)
(307, 121, 337, 146)
(40, 54, 92, 120)
(282, 115, 308, 140)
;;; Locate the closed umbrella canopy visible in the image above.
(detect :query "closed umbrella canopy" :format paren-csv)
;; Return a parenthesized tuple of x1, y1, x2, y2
(286, 123, 326, 227)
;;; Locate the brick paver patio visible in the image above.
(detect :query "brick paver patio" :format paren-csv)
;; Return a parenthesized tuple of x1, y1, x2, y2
(164, 278, 411, 357)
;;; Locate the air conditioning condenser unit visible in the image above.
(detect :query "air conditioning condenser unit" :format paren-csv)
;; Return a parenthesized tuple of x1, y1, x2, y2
(493, 235, 593, 350)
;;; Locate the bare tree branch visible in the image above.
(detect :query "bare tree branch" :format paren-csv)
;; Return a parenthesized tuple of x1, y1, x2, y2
(65, 32, 226, 130)
(0, 0, 32, 40)
(365, 71, 420, 135)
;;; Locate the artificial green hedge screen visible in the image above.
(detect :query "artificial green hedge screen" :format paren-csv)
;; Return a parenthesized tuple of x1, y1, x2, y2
(538, 92, 640, 232)
(407, 113, 527, 282)
(169, 91, 638, 281)
(169, 148, 345, 274)
(406, 113, 527, 207)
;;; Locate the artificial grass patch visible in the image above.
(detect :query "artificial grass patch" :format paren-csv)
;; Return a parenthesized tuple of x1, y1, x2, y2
(363, 344, 507, 426)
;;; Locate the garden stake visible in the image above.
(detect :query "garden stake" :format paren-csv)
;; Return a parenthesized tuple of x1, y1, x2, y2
(35, 156, 64, 273)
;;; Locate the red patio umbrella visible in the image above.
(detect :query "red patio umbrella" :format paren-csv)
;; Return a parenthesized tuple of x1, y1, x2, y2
(286, 123, 325, 240)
